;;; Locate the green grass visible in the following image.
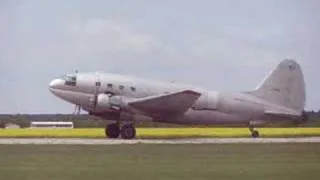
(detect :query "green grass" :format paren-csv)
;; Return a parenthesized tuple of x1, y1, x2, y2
(0, 128, 319, 138)
(0, 144, 319, 180)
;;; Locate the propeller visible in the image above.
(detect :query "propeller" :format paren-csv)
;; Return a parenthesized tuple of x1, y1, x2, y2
(91, 72, 101, 109)
(72, 69, 81, 115)
(73, 105, 81, 115)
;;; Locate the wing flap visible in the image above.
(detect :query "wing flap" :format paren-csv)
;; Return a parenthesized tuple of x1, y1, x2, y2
(127, 90, 201, 116)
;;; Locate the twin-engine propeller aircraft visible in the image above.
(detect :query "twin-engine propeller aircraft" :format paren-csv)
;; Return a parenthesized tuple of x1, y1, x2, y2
(49, 59, 308, 139)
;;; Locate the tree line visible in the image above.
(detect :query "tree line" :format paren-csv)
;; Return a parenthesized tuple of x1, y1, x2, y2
(0, 111, 319, 128)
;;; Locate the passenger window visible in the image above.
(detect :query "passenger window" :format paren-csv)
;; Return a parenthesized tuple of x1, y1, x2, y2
(95, 82, 101, 87)
(130, 87, 136, 92)
(107, 83, 113, 88)
(119, 85, 124, 90)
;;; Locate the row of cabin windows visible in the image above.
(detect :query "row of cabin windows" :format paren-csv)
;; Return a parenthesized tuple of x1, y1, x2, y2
(97, 83, 136, 92)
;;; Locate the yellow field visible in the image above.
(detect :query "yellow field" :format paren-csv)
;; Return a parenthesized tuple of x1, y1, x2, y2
(0, 128, 319, 138)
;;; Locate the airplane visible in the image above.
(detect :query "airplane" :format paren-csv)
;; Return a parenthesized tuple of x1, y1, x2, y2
(49, 59, 308, 139)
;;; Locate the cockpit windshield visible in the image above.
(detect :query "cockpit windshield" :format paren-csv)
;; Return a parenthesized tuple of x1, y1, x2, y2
(62, 74, 77, 86)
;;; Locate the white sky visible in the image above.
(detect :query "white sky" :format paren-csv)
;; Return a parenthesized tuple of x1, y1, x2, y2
(0, 0, 319, 113)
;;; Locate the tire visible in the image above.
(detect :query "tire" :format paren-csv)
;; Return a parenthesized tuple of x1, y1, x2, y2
(105, 124, 120, 139)
(120, 124, 136, 139)
(252, 130, 260, 138)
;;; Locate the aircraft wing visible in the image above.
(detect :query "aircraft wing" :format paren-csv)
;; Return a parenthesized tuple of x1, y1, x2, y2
(127, 90, 202, 116)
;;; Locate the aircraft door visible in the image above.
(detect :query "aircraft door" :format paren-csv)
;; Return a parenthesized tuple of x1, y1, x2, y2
(191, 92, 218, 111)
(192, 92, 209, 110)
(207, 92, 218, 110)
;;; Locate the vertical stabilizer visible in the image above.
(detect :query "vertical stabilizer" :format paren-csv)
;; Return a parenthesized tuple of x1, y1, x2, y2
(250, 59, 306, 113)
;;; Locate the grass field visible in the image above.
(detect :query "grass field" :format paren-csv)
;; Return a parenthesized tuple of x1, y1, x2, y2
(0, 144, 319, 180)
(0, 128, 319, 138)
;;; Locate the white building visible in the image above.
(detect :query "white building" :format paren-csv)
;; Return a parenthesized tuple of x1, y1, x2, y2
(5, 123, 21, 129)
(30, 121, 74, 128)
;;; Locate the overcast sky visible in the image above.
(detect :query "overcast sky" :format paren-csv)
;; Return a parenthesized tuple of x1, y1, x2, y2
(0, 0, 319, 114)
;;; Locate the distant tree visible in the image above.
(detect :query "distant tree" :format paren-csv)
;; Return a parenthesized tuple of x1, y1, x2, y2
(0, 121, 5, 128)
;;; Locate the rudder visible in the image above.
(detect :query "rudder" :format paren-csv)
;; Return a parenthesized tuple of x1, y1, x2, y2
(250, 59, 306, 113)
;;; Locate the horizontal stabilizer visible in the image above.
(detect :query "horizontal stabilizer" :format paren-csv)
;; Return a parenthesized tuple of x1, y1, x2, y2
(127, 90, 201, 116)
(264, 110, 301, 120)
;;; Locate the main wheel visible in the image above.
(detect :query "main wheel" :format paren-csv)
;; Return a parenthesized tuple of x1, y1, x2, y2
(120, 124, 136, 139)
(105, 124, 120, 138)
(251, 130, 260, 138)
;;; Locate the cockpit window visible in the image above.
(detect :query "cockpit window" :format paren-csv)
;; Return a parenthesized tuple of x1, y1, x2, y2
(62, 74, 77, 86)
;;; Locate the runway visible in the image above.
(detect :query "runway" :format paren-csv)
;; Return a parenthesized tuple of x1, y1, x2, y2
(0, 137, 319, 145)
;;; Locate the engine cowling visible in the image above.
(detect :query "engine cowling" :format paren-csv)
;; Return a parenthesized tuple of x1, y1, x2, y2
(95, 94, 111, 108)
(96, 94, 126, 111)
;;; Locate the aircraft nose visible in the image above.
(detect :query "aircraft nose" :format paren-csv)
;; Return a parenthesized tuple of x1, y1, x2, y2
(49, 79, 64, 90)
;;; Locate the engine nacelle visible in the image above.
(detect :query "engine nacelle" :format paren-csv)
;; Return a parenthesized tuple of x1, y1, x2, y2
(96, 94, 111, 108)
(96, 94, 126, 111)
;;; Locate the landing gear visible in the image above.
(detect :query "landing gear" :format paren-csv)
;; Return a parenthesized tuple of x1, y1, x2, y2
(249, 123, 260, 138)
(120, 124, 136, 139)
(105, 123, 136, 139)
(251, 130, 260, 138)
(105, 123, 120, 138)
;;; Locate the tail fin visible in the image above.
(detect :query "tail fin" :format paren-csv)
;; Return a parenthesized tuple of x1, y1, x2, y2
(250, 59, 306, 113)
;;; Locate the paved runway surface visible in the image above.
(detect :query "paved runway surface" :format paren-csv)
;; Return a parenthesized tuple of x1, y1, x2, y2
(0, 137, 319, 145)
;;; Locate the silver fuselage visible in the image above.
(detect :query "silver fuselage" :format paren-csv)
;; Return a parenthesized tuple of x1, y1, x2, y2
(49, 72, 300, 125)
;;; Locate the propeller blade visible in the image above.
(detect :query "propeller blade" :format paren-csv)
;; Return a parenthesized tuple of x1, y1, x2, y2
(72, 105, 81, 115)
(92, 72, 101, 109)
